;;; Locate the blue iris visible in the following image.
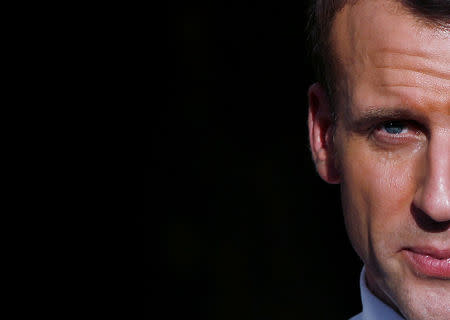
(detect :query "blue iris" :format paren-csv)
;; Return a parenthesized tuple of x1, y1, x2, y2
(383, 122, 405, 134)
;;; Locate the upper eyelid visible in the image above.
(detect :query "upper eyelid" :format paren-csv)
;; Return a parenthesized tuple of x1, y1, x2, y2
(352, 115, 411, 131)
(378, 120, 408, 129)
(351, 117, 426, 136)
(377, 119, 420, 129)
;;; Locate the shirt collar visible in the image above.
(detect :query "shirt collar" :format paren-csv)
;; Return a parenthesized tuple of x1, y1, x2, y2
(359, 266, 405, 320)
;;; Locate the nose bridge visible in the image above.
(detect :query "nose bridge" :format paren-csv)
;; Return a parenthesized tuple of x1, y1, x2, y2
(414, 129, 450, 222)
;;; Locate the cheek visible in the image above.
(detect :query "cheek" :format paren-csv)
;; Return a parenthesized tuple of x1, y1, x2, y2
(338, 138, 418, 261)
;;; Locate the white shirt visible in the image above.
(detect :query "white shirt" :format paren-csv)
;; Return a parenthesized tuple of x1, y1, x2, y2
(349, 267, 405, 320)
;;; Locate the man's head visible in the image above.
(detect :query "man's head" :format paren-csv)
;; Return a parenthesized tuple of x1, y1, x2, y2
(307, 0, 450, 319)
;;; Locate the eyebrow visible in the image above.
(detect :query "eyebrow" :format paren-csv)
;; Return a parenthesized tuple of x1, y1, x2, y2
(348, 107, 425, 131)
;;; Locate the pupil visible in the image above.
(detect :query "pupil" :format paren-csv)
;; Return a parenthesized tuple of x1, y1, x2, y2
(385, 122, 403, 134)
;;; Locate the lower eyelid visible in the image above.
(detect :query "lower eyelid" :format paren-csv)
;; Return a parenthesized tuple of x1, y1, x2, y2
(372, 128, 425, 145)
(371, 134, 414, 147)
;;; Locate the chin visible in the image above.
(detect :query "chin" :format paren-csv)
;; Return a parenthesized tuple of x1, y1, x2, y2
(380, 269, 450, 320)
(397, 292, 450, 320)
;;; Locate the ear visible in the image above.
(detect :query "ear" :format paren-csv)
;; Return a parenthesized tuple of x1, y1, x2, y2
(307, 83, 340, 184)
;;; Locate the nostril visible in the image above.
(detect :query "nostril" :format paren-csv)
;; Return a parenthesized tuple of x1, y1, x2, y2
(411, 204, 450, 233)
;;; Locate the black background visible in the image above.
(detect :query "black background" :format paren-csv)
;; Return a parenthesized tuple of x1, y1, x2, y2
(148, 1, 363, 318)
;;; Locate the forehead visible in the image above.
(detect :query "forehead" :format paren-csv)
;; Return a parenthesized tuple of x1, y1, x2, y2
(330, 0, 450, 119)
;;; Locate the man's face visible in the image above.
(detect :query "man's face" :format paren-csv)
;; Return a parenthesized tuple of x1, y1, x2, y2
(309, 0, 449, 319)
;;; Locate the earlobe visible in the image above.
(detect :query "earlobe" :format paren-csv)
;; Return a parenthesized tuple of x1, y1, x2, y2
(308, 83, 340, 184)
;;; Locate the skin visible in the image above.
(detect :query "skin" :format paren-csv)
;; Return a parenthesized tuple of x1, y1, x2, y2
(308, 0, 450, 319)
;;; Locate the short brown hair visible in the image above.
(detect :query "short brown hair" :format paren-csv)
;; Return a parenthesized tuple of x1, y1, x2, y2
(307, 0, 450, 108)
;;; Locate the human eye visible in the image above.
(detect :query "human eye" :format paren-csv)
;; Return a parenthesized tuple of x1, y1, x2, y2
(379, 121, 408, 135)
(371, 120, 421, 146)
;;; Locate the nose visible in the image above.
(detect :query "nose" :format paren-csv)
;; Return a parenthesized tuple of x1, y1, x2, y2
(413, 131, 450, 223)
